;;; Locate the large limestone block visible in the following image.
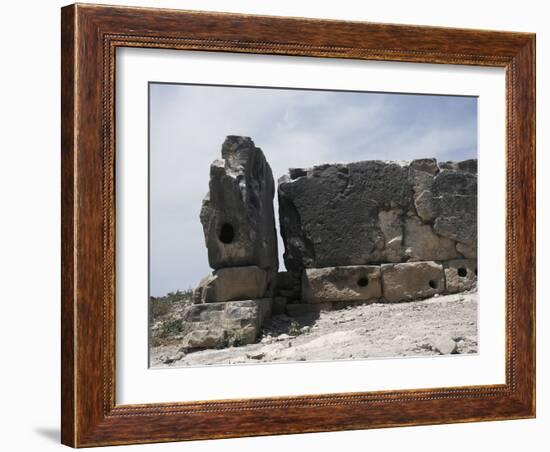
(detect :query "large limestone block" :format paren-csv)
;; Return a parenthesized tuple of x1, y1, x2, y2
(381, 261, 444, 302)
(180, 299, 272, 349)
(193, 266, 268, 303)
(409, 160, 437, 222)
(444, 259, 477, 293)
(200, 136, 278, 275)
(404, 215, 458, 261)
(432, 169, 477, 245)
(377, 209, 404, 262)
(278, 160, 413, 273)
(302, 265, 382, 303)
(456, 241, 477, 258)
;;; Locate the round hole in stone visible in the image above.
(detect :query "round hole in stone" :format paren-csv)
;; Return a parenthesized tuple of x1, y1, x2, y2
(457, 267, 468, 277)
(357, 276, 369, 287)
(428, 279, 438, 289)
(219, 223, 235, 244)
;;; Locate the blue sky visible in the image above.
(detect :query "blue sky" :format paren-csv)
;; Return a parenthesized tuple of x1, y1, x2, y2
(149, 83, 477, 296)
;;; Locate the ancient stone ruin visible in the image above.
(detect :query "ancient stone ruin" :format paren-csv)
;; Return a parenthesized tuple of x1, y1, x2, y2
(181, 136, 478, 351)
(183, 136, 279, 350)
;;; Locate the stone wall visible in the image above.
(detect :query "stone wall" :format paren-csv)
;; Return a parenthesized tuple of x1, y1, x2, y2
(277, 158, 477, 304)
(184, 136, 477, 350)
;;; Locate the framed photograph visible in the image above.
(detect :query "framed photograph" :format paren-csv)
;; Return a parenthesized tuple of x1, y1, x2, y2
(61, 3, 535, 447)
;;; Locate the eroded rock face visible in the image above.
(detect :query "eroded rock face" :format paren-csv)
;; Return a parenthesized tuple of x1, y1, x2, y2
(432, 170, 477, 245)
(180, 299, 272, 349)
(192, 266, 268, 303)
(381, 261, 445, 302)
(302, 265, 382, 303)
(278, 161, 413, 274)
(404, 215, 458, 261)
(200, 136, 278, 280)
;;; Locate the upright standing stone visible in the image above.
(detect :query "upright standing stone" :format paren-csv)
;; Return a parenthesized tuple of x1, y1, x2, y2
(199, 136, 278, 288)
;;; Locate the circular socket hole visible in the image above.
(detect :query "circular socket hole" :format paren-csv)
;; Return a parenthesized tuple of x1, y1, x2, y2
(428, 279, 438, 289)
(219, 223, 235, 244)
(457, 267, 468, 277)
(357, 277, 369, 287)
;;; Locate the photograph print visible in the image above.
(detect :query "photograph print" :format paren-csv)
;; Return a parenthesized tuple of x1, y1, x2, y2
(148, 83, 478, 367)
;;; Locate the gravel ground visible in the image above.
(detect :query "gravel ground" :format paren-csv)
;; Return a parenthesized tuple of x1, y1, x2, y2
(150, 290, 478, 368)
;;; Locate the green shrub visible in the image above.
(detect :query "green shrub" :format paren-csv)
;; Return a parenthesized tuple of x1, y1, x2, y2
(150, 288, 193, 320)
(288, 320, 303, 336)
(158, 319, 182, 338)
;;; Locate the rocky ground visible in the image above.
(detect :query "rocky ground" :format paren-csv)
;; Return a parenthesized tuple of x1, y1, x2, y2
(150, 290, 478, 368)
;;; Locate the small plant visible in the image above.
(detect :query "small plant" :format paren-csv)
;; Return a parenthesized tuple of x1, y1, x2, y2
(288, 320, 303, 336)
(158, 319, 182, 339)
(150, 288, 194, 320)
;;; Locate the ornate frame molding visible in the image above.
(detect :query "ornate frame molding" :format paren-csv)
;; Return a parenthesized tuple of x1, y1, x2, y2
(61, 4, 535, 447)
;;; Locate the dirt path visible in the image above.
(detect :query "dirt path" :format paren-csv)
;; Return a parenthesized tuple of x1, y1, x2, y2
(150, 290, 478, 368)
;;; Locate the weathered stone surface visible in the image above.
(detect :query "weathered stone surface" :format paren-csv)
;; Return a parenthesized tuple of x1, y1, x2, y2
(286, 302, 333, 316)
(458, 159, 478, 173)
(274, 271, 301, 300)
(456, 241, 477, 258)
(410, 158, 439, 175)
(438, 160, 477, 174)
(444, 259, 477, 293)
(193, 266, 268, 303)
(378, 209, 404, 262)
(410, 165, 436, 222)
(381, 261, 445, 302)
(272, 296, 288, 315)
(278, 159, 477, 294)
(433, 337, 458, 355)
(414, 190, 435, 222)
(182, 330, 225, 350)
(404, 216, 458, 261)
(438, 161, 458, 171)
(180, 299, 272, 349)
(302, 266, 382, 303)
(278, 161, 413, 275)
(432, 169, 477, 245)
(200, 136, 278, 278)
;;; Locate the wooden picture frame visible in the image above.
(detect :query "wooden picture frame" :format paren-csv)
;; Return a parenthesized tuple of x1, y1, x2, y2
(61, 3, 535, 447)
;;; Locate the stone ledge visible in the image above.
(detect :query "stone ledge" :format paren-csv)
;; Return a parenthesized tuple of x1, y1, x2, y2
(381, 261, 445, 302)
(180, 298, 272, 350)
(302, 265, 382, 303)
(192, 266, 268, 303)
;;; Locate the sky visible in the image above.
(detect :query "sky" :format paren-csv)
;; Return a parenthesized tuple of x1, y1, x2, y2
(149, 83, 477, 296)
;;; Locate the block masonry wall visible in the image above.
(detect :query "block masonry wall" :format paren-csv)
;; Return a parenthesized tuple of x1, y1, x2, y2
(276, 158, 477, 308)
(184, 136, 477, 350)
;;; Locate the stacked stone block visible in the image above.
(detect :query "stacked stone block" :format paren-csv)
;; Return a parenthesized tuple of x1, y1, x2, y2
(182, 136, 478, 351)
(277, 158, 477, 309)
(183, 137, 278, 350)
